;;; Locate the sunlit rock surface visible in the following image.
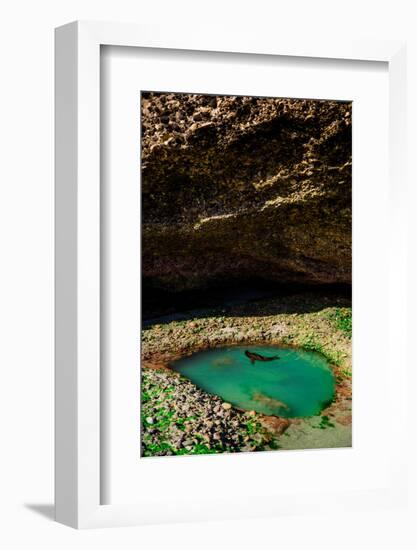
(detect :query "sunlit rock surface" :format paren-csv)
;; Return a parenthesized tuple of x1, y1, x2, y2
(141, 93, 352, 291)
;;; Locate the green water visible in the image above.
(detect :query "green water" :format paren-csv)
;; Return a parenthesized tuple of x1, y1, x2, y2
(171, 345, 335, 418)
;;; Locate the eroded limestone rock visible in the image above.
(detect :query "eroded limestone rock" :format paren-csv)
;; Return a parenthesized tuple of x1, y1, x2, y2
(141, 93, 351, 291)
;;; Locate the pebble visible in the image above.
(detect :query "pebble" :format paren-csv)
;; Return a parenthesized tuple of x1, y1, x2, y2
(141, 369, 272, 456)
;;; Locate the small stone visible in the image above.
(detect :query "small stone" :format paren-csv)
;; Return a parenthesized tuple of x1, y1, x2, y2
(241, 445, 255, 453)
(222, 402, 232, 410)
(145, 417, 154, 424)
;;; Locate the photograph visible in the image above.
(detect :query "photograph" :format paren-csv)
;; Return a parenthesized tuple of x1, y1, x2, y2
(140, 91, 352, 457)
(0, 0, 410, 541)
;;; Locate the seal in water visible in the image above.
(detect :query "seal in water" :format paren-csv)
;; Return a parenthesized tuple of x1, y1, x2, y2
(244, 350, 280, 365)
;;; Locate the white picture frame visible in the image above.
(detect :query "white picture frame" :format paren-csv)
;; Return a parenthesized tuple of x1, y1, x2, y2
(55, 21, 407, 529)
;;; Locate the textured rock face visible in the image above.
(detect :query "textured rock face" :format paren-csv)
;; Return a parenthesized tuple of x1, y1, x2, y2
(141, 92, 351, 292)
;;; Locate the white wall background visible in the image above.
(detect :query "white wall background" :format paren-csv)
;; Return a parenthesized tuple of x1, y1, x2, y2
(0, 0, 416, 548)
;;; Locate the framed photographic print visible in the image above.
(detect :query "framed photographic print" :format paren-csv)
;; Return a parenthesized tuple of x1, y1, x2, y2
(55, 21, 407, 528)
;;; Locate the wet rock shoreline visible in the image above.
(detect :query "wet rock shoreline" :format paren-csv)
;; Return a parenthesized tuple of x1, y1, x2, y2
(141, 369, 285, 456)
